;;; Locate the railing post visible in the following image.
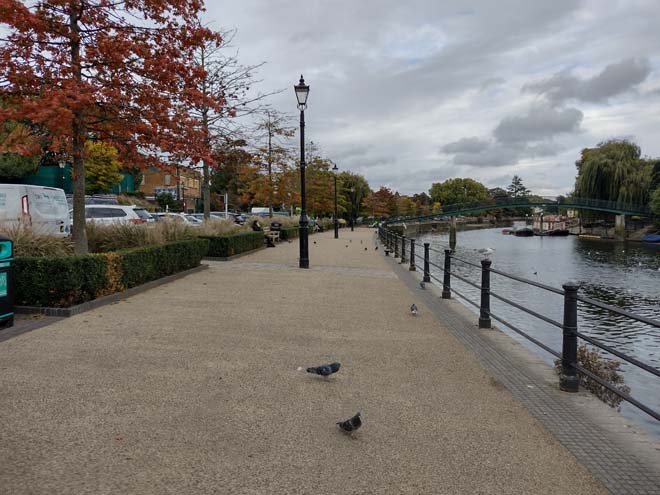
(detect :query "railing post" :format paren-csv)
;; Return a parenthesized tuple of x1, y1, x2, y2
(442, 249, 451, 299)
(409, 239, 416, 271)
(423, 243, 431, 283)
(394, 234, 399, 258)
(479, 259, 491, 328)
(400, 235, 406, 263)
(560, 282, 579, 393)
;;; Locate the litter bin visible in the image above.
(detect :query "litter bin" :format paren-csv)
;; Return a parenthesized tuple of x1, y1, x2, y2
(0, 235, 14, 328)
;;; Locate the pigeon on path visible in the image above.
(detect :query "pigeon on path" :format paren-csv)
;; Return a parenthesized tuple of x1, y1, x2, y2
(410, 304, 418, 316)
(419, 281, 425, 290)
(305, 362, 341, 377)
(337, 412, 362, 433)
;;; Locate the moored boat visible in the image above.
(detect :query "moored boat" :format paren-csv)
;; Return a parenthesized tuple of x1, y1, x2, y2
(514, 227, 534, 237)
(642, 234, 660, 243)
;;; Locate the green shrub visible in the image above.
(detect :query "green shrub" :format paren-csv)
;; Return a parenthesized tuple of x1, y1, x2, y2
(279, 227, 299, 240)
(14, 239, 208, 307)
(15, 255, 108, 307)
(201, 232, 263, 258)
(120, 238, 208, 288)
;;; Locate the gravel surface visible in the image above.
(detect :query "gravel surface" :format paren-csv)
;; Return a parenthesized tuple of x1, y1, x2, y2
(0, 229, 607, 494)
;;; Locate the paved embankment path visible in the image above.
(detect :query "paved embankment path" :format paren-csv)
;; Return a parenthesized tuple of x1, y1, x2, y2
(0, 229, 608, 494)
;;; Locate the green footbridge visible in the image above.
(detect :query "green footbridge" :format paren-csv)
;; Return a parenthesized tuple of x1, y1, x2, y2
(384, 196, 650, 225)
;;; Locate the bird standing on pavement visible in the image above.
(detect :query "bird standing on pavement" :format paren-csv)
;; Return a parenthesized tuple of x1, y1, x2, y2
(337, 412, 362, 433)
(419, 281, 425, 290)
(410, 304, 418, 316)
(306, 362, 341, 377)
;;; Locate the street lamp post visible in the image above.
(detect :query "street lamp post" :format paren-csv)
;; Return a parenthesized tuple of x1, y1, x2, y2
(349, 187, 356, 231)
(294, 75, 310, 269)
(332, 163, 339, 239)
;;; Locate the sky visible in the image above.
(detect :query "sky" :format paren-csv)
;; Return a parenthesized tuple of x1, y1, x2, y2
(202, 0, 660, 197)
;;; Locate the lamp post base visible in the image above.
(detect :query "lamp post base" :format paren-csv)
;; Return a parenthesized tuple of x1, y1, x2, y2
(299, 221, 309, 269)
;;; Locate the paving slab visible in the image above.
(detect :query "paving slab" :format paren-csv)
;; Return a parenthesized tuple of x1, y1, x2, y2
(0, 229, 608, 494)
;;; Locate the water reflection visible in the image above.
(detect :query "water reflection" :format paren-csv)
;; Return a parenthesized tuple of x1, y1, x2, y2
(419, 225, 660, 438)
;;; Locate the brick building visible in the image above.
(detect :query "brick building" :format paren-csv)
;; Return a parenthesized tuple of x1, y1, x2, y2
(139, 166, 202, 212)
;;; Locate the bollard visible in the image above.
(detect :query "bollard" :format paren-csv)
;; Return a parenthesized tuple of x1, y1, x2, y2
(409, 239, 416, 271)
(400, 235, 406, 263)
(394, 235, 399, 258)
(560, 282, 579, 393)
(479, 259, 492, 328)
(442, 249, 452, 299)
(423, 243, 431, 283)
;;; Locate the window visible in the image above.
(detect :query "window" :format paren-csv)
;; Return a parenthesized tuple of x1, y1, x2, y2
(133, 208, 152, 220)
(86, 207, 127, 218)
(164, 174, 171, 186)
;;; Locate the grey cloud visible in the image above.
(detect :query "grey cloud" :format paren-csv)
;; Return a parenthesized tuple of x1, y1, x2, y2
(523, 58, 651, 104)
(442, 137, 490, 153)
(445, 139, 563, 168)
(493, 105, 583, 143)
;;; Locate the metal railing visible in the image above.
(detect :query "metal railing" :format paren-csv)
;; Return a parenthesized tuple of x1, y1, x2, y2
(377, 227, 660, 423)
(383, 196, 651, 225)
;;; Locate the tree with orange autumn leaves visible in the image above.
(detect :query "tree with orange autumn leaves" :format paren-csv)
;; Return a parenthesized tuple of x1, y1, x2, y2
(0, 1, 225, 253)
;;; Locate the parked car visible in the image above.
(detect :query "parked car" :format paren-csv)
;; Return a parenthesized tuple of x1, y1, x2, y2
(189, 212, 227, 221)
(81, 204, 154, 225)
(151, 212, 200, 226)
(0, 184, 70, 237)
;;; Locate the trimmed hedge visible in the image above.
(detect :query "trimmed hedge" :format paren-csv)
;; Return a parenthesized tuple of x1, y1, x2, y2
(119, 239, 209, 288)
(200, 232, 263, 258)
(279, 227, 299, 240)
(14, 238, 208, 308)
(14, 255, 109, 307)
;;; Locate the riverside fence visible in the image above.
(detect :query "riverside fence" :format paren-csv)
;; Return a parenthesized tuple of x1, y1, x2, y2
(379, 227, 660, 423)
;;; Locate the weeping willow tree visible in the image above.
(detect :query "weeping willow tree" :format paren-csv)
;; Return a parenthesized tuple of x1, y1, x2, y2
(575, 140, 653, 206)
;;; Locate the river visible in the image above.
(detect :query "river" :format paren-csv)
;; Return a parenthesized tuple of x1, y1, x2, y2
(417, 223, 660, 438)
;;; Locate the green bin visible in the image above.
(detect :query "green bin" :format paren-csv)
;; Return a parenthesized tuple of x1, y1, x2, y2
(0, 236, 14, 328)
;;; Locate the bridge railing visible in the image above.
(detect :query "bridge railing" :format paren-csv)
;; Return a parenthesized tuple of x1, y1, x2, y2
(384, 196, 650, 225)
(378, 227, 660, 423)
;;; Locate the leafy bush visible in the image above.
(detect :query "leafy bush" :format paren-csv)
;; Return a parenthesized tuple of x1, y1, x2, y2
(0, 222, 73, 257)
(554, 344, 631, 408)
(14, 239, 208, 307)
(15, 255, 108, 307)
(201, 232, 263, 258)
(119, 238, 208, 288)
(279, 227, 299, 240)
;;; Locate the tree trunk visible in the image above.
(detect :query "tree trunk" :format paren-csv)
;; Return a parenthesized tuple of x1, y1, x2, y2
(70, 3, 88, 254)
(202, 158, 210, 219)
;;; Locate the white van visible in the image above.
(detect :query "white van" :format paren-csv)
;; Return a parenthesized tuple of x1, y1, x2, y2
(0, 184, 70, 237)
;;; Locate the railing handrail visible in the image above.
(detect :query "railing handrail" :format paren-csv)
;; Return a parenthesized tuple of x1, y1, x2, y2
(377, 226, 660, 423)
(382, 195, 650, 226)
